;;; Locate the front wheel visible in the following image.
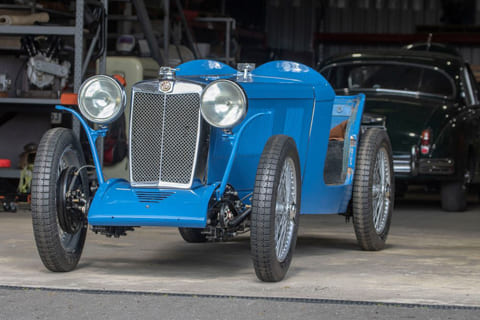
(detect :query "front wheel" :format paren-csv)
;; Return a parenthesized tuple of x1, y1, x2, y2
(250, 135, 301, 282)
(31, 128, 89, 272)
(352, 128, 394, 251)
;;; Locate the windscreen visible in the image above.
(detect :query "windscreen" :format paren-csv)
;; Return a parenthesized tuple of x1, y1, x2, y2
(322, 63, 455, 97)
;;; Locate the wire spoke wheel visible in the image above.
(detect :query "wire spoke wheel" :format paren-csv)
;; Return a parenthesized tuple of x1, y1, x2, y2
(372, 147, 391, 234)
(274, 158, 297, 262)
(353, 128, 394, 251)
(251, 135, 301, 282)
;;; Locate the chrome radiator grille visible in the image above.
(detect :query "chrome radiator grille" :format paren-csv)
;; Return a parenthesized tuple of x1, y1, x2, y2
(129, 88, 201, 187)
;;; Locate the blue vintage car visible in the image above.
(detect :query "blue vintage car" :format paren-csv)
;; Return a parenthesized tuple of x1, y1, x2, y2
(31, 60, 394, 282)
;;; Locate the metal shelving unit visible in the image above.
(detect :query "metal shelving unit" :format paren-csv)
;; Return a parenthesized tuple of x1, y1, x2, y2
(0, 0, 108, 178)
(0, 98, 61, 104)
(0, 25, 77, 35)
(0, 168, 21, 179)
(194, 17, 236, 65)
(0, 0, 107, 103)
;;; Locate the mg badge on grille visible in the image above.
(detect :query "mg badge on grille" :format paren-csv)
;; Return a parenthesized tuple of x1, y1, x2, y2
(160, 80, 173, 92)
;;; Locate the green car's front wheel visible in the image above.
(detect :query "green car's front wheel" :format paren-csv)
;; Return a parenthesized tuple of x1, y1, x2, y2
(31, 128, 89, 272)
(250, 135, 301, 282)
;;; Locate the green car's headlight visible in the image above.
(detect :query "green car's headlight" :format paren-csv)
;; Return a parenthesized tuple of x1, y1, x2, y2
(78, 75, 126, 124)
(200, 80, 247, 128)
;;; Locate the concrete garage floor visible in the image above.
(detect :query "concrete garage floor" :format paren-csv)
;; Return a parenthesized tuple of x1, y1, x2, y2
(0, 193, 479, 309)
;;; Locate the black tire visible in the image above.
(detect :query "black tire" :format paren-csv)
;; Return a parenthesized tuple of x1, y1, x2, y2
(3, 201, 16, 212)
(250, 135, 301, 282)
(8, 202, 17, 213)
(178, 227, 207, 243)
(352, 128, 394, 251)
(441, 181, 466, 212)
(31, 128, 88, 272)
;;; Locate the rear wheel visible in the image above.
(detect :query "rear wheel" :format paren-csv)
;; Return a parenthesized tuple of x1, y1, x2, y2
(394, 182, 408, 199)
(352, 128, 394, 251)
(178, 227, 207, 243)
(251, 135, 301, 282)
(441, 181, 466, 212)
(31, 128, 89, 272)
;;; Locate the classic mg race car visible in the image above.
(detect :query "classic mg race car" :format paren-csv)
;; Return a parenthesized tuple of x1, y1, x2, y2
(31, 60, 394, 282)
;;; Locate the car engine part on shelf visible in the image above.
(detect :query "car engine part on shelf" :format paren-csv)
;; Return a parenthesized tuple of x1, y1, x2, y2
(27, 55, 70, 89)
(21, 35, 71, 91)
(0, 56, 25, 97)
(0, 74, 11, 93)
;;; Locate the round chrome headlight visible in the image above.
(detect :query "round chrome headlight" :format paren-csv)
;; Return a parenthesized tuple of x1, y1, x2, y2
(78, 75, 126, 124)
(200, 80, 247, 128)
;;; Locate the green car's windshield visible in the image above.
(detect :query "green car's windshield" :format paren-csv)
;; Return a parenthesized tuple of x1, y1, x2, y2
(322, 63, 455, 98)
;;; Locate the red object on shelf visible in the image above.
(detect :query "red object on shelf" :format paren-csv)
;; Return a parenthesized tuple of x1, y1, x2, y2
(0, 159, 11, 168)
(183, 10, 199, 22)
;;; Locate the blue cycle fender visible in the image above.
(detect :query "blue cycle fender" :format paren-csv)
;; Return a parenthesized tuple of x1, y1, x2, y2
(55, 105, 107, 184)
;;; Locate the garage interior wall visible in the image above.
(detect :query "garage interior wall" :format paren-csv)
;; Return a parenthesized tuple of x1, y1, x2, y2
(265, 0, 480, 65)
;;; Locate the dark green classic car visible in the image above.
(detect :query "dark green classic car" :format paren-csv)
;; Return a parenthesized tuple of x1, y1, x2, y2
(320, 48, 480, 211)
